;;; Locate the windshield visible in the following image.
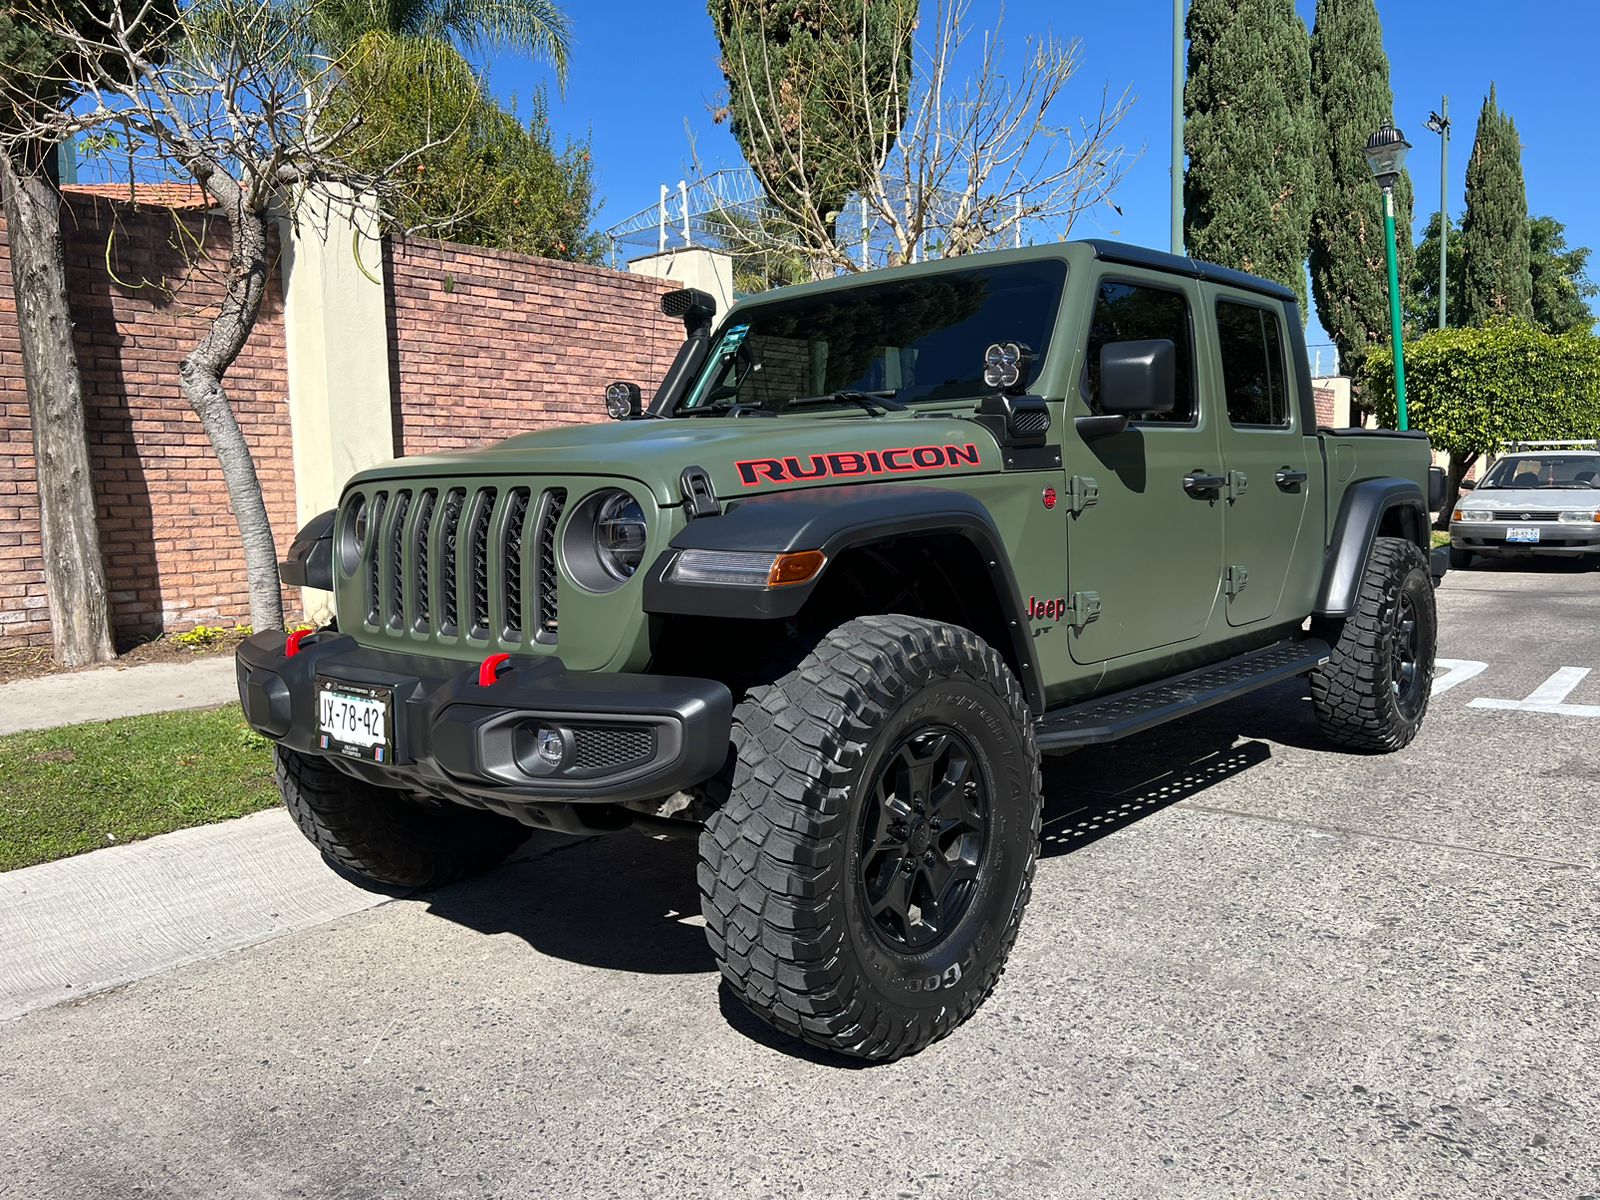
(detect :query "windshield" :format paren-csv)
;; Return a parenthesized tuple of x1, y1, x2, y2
(675, 260, 1067, 416)
(1478, 454, 1600, 490)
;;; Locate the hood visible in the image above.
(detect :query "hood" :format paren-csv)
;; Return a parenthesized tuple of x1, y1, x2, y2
(1459, 485, 1600, 513)
(348, 412, 1007, 506)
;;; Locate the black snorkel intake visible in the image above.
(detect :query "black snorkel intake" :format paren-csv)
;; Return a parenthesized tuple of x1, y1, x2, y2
(649, 288, 719, 415)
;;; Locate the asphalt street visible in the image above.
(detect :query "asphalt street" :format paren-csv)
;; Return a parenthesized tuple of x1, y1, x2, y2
(2, 559, 1597, 1200)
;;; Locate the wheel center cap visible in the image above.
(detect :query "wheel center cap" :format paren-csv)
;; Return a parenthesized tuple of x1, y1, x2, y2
(908, 819, 932, 856)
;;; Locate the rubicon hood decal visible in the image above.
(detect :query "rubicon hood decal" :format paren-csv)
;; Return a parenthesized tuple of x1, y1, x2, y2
(736, 443, 983, 487)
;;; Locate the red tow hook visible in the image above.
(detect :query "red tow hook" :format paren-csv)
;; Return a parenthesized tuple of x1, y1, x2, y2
(477, 652, 512, 687)
(284, 628, 314, 658)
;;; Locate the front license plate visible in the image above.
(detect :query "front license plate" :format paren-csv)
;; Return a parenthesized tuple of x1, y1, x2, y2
(1505, 526, 1541, 543)
(316, 678, 393, 762)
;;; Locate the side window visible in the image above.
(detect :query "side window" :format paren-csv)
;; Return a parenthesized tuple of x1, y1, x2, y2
(1216, 300, 1292, 428)
(1085, 281, 1196, 423)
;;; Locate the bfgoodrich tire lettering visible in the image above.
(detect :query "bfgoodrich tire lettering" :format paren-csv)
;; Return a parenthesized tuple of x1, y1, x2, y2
(1312, 536, 1437, 752)
(275, 747, 531, 888)
(698, 615, 1042, 1060)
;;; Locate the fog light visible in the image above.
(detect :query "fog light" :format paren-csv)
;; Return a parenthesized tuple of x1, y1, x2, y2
(535, 725, 567, 767)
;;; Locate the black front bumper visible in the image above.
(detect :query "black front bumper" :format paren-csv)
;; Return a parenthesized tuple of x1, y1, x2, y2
(236, 632, 733, 817)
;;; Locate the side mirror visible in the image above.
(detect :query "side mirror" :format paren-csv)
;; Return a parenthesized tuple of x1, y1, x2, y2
(1458, 479, 1476, 492)
(1099, 339, 1176, 417)
(605, 381, 642, 420)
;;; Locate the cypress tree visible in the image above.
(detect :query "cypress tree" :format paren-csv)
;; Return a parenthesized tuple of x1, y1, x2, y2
(1308, 0, 1415, 381)
(1184, 0, 1316, 314)
(707, 0, 917, 243)
(1460, 85, 1534, 325)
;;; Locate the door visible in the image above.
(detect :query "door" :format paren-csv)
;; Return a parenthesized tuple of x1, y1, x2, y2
(1208, 292, 1312, 627)
(1066, 272, 1225, 665)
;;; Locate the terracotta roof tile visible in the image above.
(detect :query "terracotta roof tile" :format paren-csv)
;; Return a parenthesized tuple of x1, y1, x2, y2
(61, 182, 211, 209)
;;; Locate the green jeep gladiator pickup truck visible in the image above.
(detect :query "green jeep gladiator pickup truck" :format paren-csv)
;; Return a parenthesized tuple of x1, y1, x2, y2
(239, 240, 1444, 1060)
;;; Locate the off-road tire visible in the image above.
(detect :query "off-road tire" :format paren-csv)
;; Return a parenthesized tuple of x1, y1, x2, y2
(1448, 545, 1473, 570)
(699, 615, 1042, 1060)
(275, 747, 531, 888)
(1312, 536, 1437, 752)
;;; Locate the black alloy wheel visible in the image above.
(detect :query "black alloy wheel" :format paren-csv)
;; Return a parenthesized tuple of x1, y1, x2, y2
(858, 726, 988, 951)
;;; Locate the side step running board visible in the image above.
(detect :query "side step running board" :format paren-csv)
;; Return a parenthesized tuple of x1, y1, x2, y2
(1034, 638, 1332, 750)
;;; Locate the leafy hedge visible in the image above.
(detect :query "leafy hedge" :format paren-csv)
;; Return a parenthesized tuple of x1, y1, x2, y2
(1363, 321, 1600, 458)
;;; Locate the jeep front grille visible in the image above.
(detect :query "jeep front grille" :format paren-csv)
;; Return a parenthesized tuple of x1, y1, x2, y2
(351, 485, 568, 646)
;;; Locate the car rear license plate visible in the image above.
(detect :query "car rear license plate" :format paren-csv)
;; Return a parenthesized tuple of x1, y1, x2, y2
(1506, 526, 1541, 543)
(316, 678, 393, 762)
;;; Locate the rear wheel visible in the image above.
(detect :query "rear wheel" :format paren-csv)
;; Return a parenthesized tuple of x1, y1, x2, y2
(1312, 537, 1437, 752)
(699, 615, 1041, 1060)
(276, 747, 531, 888)
(1448, 545, 1473, 570)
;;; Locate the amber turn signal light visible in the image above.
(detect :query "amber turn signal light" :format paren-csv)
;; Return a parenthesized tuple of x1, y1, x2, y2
(769, 550, 826, 587)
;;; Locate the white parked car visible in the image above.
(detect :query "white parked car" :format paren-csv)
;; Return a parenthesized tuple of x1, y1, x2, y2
(1450, 440, 1600, 568)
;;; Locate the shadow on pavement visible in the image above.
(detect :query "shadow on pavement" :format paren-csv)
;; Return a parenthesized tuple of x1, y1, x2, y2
(409, 677, 1322, 1060)
(420, 831, 717, 975)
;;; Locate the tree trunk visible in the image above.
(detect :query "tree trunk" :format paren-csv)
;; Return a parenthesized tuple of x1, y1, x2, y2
(179, 169, 285, 632)
(0, 149, 117, 667)
(1435, 450, 1479, 530)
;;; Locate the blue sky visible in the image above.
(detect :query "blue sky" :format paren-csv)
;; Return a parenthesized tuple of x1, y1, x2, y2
(484, 1, 1599, 359)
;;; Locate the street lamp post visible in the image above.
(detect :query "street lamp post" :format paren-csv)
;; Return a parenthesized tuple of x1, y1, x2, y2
(1364, 124, 1412, 432)
(1423, 99, 1451, 330)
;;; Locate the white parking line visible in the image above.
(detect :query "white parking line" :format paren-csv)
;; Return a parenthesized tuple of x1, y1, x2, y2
(1467, 666, 1600, 718)
(1431, 658, 1488, 696)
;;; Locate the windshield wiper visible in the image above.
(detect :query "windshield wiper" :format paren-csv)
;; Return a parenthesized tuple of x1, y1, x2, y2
(785, 389, 907, 416)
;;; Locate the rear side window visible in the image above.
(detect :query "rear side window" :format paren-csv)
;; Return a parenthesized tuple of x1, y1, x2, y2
(1216, 300, 1291, 427)
(1085, 281, 1196, 423)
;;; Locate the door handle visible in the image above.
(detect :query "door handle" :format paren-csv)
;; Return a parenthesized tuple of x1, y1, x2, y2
(1274, 467, 1309, 489)
(1184, 472, 1226, 495)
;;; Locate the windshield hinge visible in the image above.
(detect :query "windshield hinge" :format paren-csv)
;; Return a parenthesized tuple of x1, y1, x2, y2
(1064, 474, 1099, 516)
(680, 466, 719, 519)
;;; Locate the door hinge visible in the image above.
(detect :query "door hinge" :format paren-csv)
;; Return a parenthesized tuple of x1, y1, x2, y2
(1226, 565, 1250, 598)
(1064, 590, 1102, 628)
(1226, 469, 1249, 501)
(1064, 474, 1099, 516)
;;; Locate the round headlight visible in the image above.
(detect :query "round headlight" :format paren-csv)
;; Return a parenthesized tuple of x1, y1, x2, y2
(562, 489, 649, 592)
(351, 495, 370, 549)
(339, 493, 369, 573)
(595, 491, 647, 579)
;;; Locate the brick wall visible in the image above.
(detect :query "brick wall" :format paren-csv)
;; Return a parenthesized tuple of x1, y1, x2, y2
(1, 202, 686, 652)
(0, 194, 297, 648)
(384, 240, 681, 456)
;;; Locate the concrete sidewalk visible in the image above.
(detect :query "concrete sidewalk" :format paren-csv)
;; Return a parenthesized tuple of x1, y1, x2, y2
(0, 808, 395, 1021)
(0, 657, 240, 736)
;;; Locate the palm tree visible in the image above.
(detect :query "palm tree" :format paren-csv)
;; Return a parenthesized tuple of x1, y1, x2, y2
(310, 0, 570, 80)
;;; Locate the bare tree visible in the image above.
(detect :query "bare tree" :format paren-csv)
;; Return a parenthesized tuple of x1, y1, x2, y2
(1, 0, 451, 632)
(703, 0, 1136, 279)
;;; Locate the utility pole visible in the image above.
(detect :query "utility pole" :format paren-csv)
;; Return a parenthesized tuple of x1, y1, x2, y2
(1171, 0, 1184, 255)
(1424, 98, 1451, 329)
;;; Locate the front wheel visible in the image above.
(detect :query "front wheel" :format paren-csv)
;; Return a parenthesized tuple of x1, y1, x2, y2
(698, 615, 1042, 1061)
(276, 747, 531, 888)
(1312, 536, 1437, 752)
(1448, 545, 1473, 570)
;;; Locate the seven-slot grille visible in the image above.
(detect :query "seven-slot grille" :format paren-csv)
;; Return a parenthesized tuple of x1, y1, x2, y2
(354, 485, 567, 645)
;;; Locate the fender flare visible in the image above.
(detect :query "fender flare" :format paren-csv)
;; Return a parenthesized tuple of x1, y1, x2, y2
(279, 509, 336, 591)
(1314, 478, 1429, 618)
(642, 486, 1045, 712)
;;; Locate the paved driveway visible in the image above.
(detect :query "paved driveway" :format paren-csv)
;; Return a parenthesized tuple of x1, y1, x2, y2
(2, 561, 1596, 1199)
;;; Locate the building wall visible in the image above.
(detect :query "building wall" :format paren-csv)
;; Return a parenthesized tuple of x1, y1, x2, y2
(385, 240, 681, 457)
(1, 195, 296, 648)
(0, 200, 685, 651)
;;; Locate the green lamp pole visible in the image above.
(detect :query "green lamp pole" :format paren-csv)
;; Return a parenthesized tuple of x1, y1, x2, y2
(1364, 124, 1412, 431)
